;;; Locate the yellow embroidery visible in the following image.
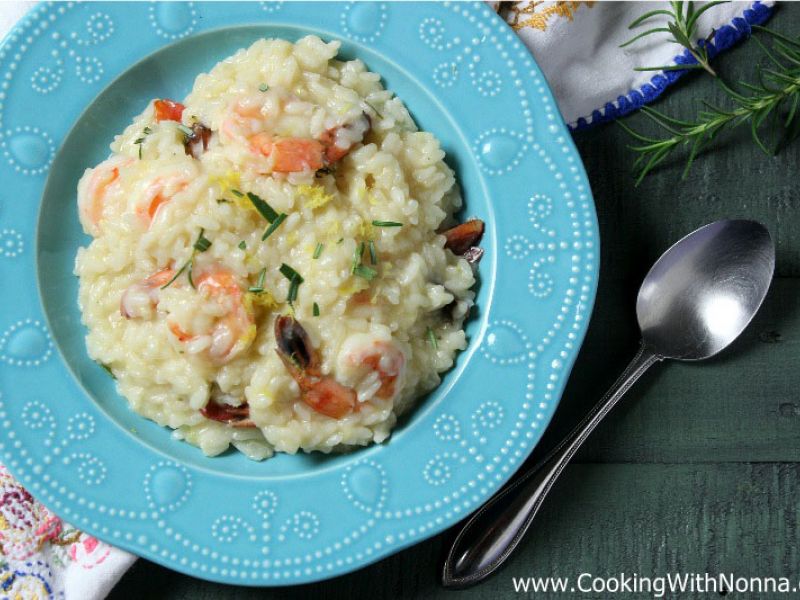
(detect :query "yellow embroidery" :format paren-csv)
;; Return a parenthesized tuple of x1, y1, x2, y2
(506, 1, 594, 32)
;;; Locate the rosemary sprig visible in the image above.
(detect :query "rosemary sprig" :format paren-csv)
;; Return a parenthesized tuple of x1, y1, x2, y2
(621, 1, 729, 77)
(620, 27, 800, 185)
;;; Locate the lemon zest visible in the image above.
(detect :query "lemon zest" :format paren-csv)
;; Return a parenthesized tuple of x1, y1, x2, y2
(296, 184, 334, 210)
(209, 171, 241, 195)
(356, 218, 374, 239)
(338, 279, 367, 297)
(325, 220, 340, 239)
(240, 323, 258, 348)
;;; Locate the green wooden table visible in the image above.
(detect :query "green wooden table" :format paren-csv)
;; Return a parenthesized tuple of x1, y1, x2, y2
(109, 5, 800, 598)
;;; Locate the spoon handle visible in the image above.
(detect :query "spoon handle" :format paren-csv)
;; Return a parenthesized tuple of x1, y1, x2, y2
(441, 342, 662, 589)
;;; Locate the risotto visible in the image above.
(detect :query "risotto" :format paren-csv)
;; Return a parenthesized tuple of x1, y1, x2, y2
(74, 36, 484, 460)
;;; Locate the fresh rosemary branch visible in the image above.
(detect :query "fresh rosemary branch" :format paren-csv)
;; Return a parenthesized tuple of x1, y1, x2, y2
(619, 27, 800, 186)
(621, 1, 729, 77)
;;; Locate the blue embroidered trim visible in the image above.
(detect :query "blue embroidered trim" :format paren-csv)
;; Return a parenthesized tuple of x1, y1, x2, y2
(569, 1, 774, 131)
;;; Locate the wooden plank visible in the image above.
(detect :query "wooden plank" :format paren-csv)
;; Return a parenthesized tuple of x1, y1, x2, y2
(539, 277, 800, 464)
(109, 464, 800, 599)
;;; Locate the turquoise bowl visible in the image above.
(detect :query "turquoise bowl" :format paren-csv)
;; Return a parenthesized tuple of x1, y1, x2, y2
(0, 1, 597, 585)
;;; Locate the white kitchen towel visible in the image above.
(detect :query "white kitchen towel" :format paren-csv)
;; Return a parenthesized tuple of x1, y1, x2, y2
(498, 1, 774, 129)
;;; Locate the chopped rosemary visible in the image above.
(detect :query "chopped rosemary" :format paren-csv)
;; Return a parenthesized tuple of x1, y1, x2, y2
(193, 228, 212, 252)
(231, 189, 244, 198)
(368, 240, 378, 265)
(249, 267, 267, 293)
(337, 238, 344, 244)
(279, 263, 304, 283)
(178, 123, 194, 142)
(99, 362, 116, 378)
(372, 220, 402, 228)
(216, 198, 230, 204)
(187, 260, 196, 289)
(364, 99, 383, 119)
(427, 327, 439, 350)
(162, 229, 212, 289)
(351, 241, 365, 273)
(247, 191, 279, 223)
(313, 302, 320, 316)
(313, 243, 324, 259)
(259, 83, 269, 92)
(261, 212, 287, 240)
(134, 125, 153, 160)
(161, 260, 189, 289)
(287, 276, 300, 304)
(238, 240, 247, 250)
(353, 264, 377, 281)
(279, 263, 303, 305)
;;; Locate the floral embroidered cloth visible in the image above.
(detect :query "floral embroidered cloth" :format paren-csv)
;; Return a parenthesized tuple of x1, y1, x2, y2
(496, 1, 774, 129)
(0, 466, 134, 599)
(0, 1, 777, 598)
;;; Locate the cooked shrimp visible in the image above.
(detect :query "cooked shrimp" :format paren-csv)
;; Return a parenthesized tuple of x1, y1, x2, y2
(269, 138, 325, 172)
(441, 219, 485, 263)
(120, 267, 175, 320)
(153, 98, 185, 122)
(337, 333, 406, 402)
(201, 400, 255, 428)
(248, 131, 273, 156)
(222, 95, 370, 173)
(220, 98, 270, 144)
(318, 112, 371, 164)
(135, 175, 189, 225)
(244, 130, 325, 172)
(77, 155, 133, 236)
(274, 316, 357, 419)
(167, 267, 256, 364)
(184, 123, 212, 158)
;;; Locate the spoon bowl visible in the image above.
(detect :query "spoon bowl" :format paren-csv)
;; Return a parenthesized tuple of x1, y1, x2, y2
(637, 220, 775, 360)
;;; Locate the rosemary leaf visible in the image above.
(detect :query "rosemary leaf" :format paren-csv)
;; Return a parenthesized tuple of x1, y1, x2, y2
(247, 192, 279, 223)
(261, 212, 287, 241)
(427, 326, 438, 350)
(353, 264, 377, 281)
(161, 260, 189, 289)
(621, 1, 727, 78)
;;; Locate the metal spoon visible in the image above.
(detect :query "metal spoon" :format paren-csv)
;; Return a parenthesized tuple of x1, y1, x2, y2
(441, 219, 775, 589)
